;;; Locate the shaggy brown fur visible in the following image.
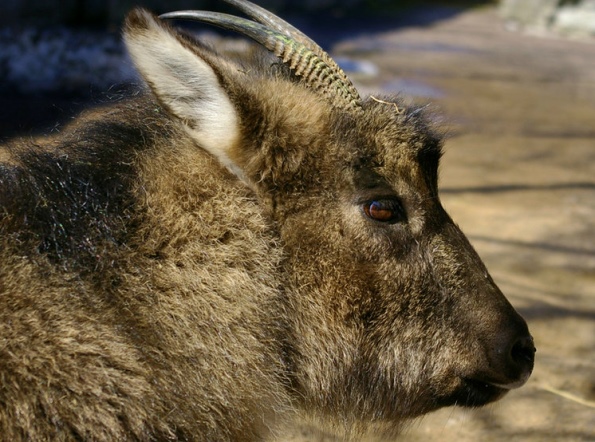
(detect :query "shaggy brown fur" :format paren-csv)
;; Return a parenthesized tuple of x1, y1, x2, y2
(0, 4, 534, 441)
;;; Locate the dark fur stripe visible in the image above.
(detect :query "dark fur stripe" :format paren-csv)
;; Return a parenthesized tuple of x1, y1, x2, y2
(0, 97, 164, 273)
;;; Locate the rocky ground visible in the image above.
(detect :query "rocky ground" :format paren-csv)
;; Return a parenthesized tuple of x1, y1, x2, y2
(1, 3, 593, 441)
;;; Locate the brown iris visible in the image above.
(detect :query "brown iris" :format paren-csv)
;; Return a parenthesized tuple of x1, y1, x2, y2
(362, 199, 404, 224)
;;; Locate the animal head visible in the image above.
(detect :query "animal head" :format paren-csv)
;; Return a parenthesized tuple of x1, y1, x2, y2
(124, 0, 534, 430)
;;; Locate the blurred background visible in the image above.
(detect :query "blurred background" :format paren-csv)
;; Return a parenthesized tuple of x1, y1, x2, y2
(2, 0, 595, 28)
(1, 0, 594, 441)
(1, 0, 595, 139)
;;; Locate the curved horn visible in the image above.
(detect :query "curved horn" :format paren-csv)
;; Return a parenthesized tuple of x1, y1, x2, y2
(159, 9, 361, 110)
(218, 0, 356, 95)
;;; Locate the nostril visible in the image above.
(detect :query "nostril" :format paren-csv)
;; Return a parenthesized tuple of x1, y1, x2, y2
(471, 330, 535, 391)
(510, 335, 536, 367)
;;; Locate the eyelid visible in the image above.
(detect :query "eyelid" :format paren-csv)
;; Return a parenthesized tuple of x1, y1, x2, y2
(355, 191, 398, 206)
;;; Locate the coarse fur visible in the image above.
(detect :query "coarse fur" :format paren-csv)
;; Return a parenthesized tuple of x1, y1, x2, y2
(0, 4, 534, 441)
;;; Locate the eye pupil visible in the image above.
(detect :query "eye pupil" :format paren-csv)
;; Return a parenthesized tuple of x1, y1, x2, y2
(363, 199, 403, 223)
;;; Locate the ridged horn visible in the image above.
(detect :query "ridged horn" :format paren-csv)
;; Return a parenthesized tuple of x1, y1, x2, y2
(217, 0, 356, 96)
(160, 5, 361, 110)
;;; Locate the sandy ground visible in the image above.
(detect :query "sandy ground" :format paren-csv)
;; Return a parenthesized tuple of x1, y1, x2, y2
(1, 4, 593, 441)
(302, 5, 595, 442)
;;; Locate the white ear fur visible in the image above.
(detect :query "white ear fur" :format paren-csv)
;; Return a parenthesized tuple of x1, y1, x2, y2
(124, 9, 243, 179)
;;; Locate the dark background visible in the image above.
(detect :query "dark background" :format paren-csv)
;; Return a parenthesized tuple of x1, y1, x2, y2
(0, 0, 494, 141)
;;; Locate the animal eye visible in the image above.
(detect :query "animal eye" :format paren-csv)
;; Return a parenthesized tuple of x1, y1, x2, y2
(362, 199, 405, 224)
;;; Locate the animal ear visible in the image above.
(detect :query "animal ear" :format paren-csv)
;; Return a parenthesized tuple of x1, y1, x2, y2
(123, 8, 245, 180)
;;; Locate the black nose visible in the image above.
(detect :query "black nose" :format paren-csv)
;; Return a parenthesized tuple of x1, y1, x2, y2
(510, 335, 536, 368)
(473, 315, 536, 391)
(491, 327, 535, 389)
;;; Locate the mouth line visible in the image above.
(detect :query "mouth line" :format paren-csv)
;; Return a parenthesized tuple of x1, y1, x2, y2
(458, 378, 509, 407)
(439, 377, 510, 408)
(465, 377, 509, 391)
(435, 376, 510, 409)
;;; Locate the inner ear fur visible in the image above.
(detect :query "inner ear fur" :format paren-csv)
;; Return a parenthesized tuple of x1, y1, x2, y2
(124, 8, 246, 181)
(123, 8, 335, 194)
